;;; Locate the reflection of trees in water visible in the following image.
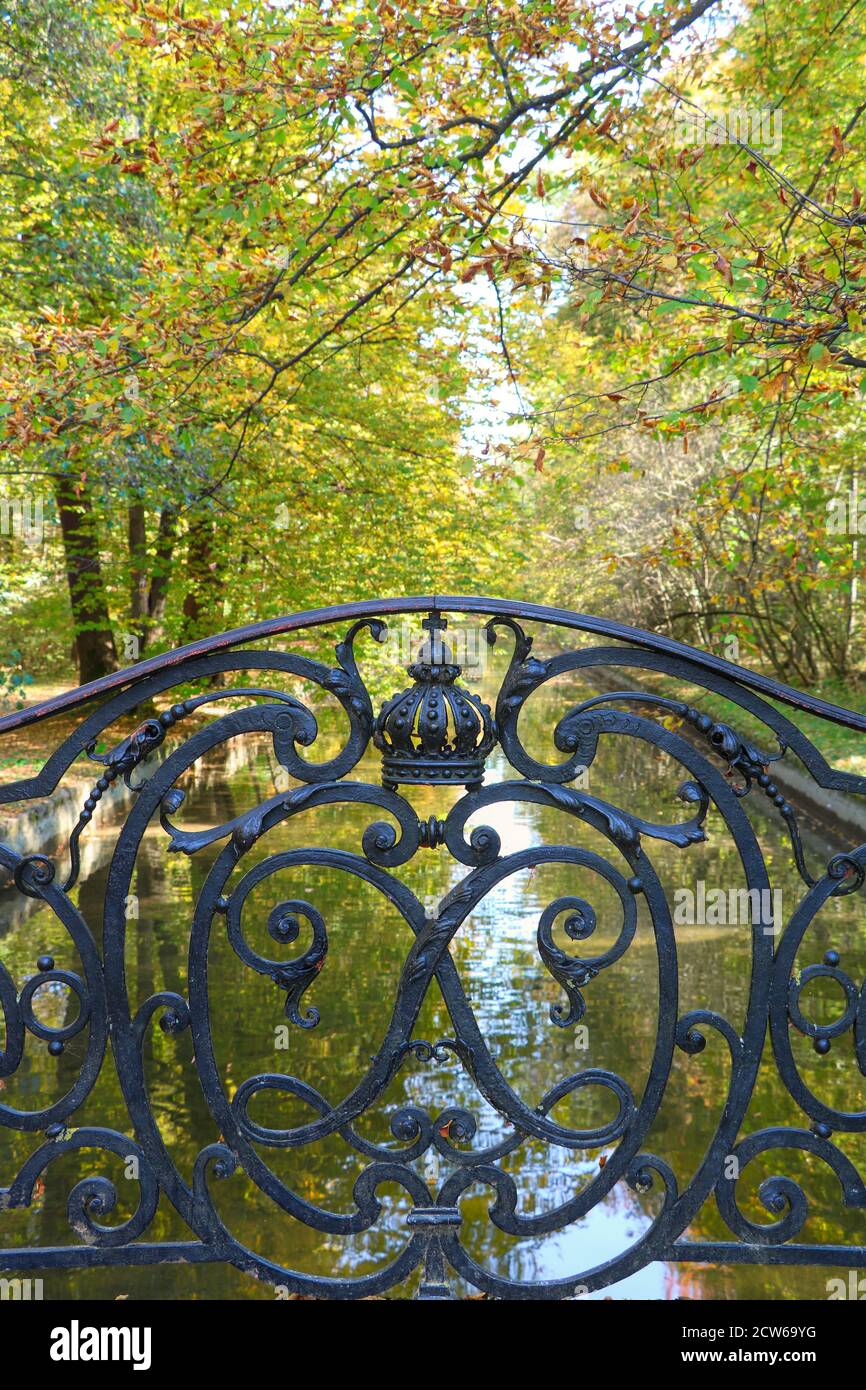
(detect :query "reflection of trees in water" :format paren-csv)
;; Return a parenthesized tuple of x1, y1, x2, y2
(2, 685, 866, 1297)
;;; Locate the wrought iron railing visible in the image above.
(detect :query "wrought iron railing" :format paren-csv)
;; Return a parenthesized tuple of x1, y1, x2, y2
(1, 596, 866, 1299)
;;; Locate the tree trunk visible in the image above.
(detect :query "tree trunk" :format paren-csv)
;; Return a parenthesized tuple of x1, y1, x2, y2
(143, 504, 176, 652)
(128, 499, 149, 655)
(846, 466, 858, 672)
(180, 512, 225, 646)
(53, 473, 117, 683)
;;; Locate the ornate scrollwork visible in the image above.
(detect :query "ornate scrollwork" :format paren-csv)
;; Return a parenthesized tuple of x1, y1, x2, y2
(2, 598, 866, 1298)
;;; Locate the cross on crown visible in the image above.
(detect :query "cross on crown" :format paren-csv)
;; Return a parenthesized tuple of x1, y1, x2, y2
(418, 611, 451, 665)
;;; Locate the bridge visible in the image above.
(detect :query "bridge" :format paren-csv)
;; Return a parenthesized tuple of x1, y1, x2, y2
(1, 597, 865, 1299)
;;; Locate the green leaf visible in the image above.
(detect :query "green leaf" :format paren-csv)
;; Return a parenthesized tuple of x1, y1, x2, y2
(392, 69, 418, 98)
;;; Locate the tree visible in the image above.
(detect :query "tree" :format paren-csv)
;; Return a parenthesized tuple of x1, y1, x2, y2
(0, 0, 723, 680)
(509, 0, 866, 681)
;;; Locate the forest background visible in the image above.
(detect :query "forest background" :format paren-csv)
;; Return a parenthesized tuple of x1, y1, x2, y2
(1, 0, 864, 734)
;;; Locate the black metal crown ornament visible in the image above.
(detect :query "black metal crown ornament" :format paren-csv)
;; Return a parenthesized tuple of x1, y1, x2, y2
(373, 613, 496, 790)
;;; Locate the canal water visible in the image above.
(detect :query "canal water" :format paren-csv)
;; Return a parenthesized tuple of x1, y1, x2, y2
(2, 652, 865, 1299)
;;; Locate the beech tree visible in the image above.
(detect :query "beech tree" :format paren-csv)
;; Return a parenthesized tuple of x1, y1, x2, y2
(0, 0, 721, 680)
(2, 0, 864, 691)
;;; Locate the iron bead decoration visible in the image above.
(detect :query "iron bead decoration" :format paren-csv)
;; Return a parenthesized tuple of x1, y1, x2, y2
(1, 595, 866, 1299)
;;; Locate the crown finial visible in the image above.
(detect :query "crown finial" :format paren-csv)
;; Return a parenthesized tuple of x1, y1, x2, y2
(373, 612, 495, 790)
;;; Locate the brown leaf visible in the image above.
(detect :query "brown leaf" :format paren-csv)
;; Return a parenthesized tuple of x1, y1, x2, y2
(623, 208, 642, 236)
(761, 372, 788, 399)
(596, 108, 615, 137)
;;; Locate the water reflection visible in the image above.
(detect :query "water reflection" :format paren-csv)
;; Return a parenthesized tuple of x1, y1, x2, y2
(2, 669, 865, 1300)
